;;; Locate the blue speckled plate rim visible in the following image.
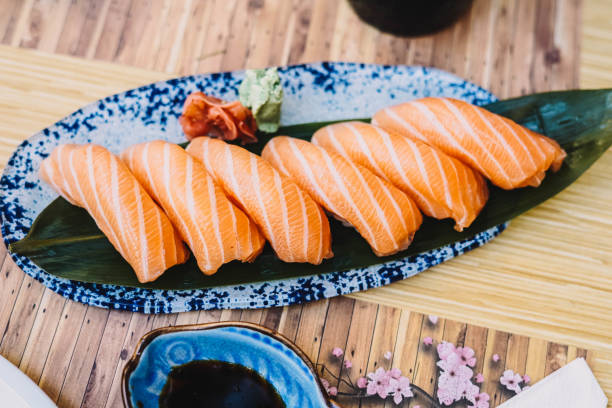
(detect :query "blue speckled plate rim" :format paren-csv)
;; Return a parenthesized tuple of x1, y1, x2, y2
(121, 321, 335, 408)
(0, 62, 506, 314)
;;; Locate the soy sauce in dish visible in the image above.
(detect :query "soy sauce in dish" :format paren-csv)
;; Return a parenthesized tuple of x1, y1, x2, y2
(158, 359, 286, 408)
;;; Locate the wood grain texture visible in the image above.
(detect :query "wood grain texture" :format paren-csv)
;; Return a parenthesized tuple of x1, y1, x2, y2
(0, 0, 610, 406)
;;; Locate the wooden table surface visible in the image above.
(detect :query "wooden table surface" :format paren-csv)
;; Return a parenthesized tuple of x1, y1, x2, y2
(0, 0, 610, 407)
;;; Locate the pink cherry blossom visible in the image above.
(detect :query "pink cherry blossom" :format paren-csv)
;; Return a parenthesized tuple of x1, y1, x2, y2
(367, 367, 391, 398)
(441, 365, 473, 386)
(461, 382, 480, 404)
(492, 353, 500, 362)
(523, 374, 531, 384)
(475, 373, 484, 383)
(389, 367, 402, 379)
(470, 392, 490, 408)
(423, 336, 433, 346)
(332, 347, 343, 358)
(436, 352, 463, 372)
(384, 351, 392, 360)
(437, 385, 456, 406)
(428, 315, 439, 325)
(344, 359, 352, 369)
(414, 406, 421, 408)
(389, 376, 413, 405)
(500, 369, 523, 393)
(357, 376, 367, 388)
(456, 346, 477, 367)
(437, 341, 457, 360)
(328, 386, 338, 396)
(320, 378, 330, 389)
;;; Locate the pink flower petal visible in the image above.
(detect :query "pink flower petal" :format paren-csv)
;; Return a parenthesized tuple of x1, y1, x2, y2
(393, 392, 403, 405)
(492, 353, 500, 362)
(357, 377, 368, 388)
(437, 341, 457, 360)
(475, 373, 485, 383)
(523, 374, 531, 384)
(321, 378, 330, 389)
(328, 386, 338, 396)
(344, 359, 352, 369)
(389, 367, 402, 379)
(384, 351, 392, 360)
(423, 336, 433, 346)
(331, 347, 344, 358)
(428, 315, 439, 325)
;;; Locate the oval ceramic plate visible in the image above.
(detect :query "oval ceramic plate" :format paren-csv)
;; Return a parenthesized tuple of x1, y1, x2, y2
(123, 322, 337, 408)
(0, 62, 505, 313)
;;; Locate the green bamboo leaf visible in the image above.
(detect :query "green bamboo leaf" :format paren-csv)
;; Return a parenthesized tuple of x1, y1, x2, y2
(9, 89, 612, 290)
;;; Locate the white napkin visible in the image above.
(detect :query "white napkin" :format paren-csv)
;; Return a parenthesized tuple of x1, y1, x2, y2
(0, 355, 57, 408)
(498, 358, 607, 408)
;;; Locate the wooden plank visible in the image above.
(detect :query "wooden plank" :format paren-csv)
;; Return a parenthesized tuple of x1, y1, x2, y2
(174, 311, 200, 326)
(80, 310, 132, 408)
(339, 300, 377, 402)
(315, 297, 354, 384)
(487, 0, 517, 98)
(525, 338, 549, 384)
(0, 275, 45, 366)
(0, 0, 26, 44)
(219, 0, 256, 72)
(259, 307, 283, 332)
(55, 306, 109, 408)
(197, 309, 222, 324)
(500, 334, 529, 402)
(391, 311, 423, 380)
(195, 0, 237, 73)
(509, 0, 539, 95)
(55, 0, 108, 57)
(545, 342, 569, 375)
(286, 0, 312, 64)
(240, 309, 264, 324)
(0, 257, 25, 345)
(301, 0, 336, 62)
(361, 305, 401, 408)
(174, 0, 214, 75)
(265, 0, 296, 66)
(104, 313, 178, 408)
(293, 299, 328, 360)
(18, 290, 66, 383)
(38, 300, 89, 402)
(91, 0, 133, 61)
(219, 308, 242, 321)
(463, 0, 495, 87)
(408, 315, 444, 408)
(481, 330, 510, 407)
(277, 305, 303, 342)
(384, 310, 422, 408)
(243, 0, 278, 69)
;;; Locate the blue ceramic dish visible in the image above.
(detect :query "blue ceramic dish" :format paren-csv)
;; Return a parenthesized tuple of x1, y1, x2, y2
(0, 62, 506, 313)
(122, 322, 339, 408)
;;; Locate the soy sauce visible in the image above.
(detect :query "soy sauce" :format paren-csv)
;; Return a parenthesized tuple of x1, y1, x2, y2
(158, 360, 286, 408)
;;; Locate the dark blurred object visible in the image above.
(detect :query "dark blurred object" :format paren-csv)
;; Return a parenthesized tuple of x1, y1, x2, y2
(348, 0, 474, 37)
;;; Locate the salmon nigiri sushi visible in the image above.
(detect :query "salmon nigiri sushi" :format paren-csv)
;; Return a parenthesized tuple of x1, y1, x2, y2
(186, 137, 333, 264)
(39, 144, 189, 283)
(312, 122, 489, 231)
(122, 141, 266, 275)
(373, 97, 567, 190)
(262, 136, 423, 257)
